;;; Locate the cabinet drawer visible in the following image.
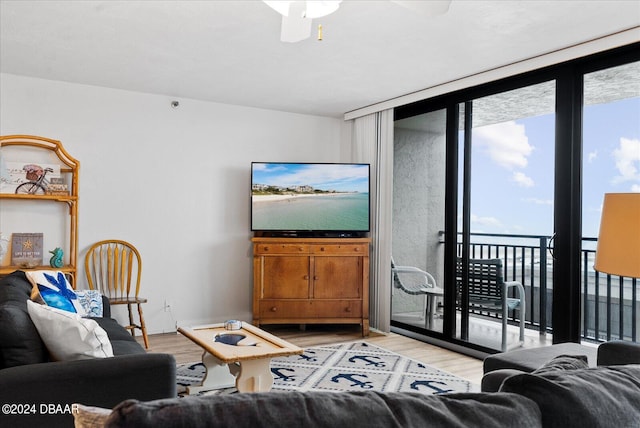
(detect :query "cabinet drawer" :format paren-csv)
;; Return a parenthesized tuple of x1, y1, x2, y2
(260, 300, 362, 319)
(311, 244, 368, 255)
(255, 243, 309, 255)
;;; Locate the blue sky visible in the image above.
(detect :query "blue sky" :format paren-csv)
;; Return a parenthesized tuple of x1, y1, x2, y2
(252, 163, 370, 193)
(467, 96, 639, 238)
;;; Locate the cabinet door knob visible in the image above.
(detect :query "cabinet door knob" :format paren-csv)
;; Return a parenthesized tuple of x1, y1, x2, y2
(304, 275, 309, 280)
(299, 247, 304, 251)
(320, 247, 325, 251)
(263, 247, 269, 252)
(345, 307, 352, 312)
(270, 307, 277, 312)
(313, 276, 319, 280)
(354, 247, 360, 252)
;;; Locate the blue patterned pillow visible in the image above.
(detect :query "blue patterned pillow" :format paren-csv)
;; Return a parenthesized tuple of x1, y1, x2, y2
(27, 270, 84, 315)
(74, 290, 104, 317)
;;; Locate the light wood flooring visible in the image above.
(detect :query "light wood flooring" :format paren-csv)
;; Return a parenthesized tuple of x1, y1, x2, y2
(136, 324, 484, 385)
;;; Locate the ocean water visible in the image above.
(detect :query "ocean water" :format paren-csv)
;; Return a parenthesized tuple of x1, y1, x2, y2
(252, 193, 369, 231)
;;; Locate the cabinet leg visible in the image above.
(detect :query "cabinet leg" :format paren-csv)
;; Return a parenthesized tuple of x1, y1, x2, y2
(362, 320, 370, 337)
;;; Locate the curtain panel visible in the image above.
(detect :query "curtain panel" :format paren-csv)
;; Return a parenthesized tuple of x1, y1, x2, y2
(351, 110, 394, 333)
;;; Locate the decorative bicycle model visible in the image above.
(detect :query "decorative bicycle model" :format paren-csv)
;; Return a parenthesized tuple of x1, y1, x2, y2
(14, 165, 54, 195)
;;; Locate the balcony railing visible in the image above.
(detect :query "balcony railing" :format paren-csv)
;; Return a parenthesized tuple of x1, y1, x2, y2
(456, 232, 639, 343)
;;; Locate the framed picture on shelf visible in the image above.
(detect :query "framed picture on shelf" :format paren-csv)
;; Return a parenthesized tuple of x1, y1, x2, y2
(46, 177, 69, 196)
(11, 232, 44, 268)
(0, 161, 61, 194)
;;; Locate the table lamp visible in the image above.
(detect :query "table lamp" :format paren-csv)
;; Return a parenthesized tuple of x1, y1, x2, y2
(593, 193, 640, 278)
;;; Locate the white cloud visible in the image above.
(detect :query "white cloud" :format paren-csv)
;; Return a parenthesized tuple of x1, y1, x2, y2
(512, 171, 534, 187)
(473, 121, 534, 170)
(470, 213, 502, 227)
(612, 137, 640, 184)
(588, 150, 598, 163)
(632, 184, 640, 192)
(523, 197, 553, 205)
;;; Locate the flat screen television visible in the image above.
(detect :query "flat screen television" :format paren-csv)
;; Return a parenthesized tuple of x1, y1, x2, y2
(251, 162, 370, 237)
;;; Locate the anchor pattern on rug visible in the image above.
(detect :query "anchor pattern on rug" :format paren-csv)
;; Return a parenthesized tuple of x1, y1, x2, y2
(297, 350, 319, 363)
(176, 342, 478, 396)
(348, 355, 386, 368)
(331, 373, 374, 389)
(271, 367, 297, 382)
(410, 379, 454, 394)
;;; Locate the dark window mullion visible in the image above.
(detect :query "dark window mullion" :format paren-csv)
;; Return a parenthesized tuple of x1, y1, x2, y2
(443, 103, 460, 338)
(553, 69, 583, 344)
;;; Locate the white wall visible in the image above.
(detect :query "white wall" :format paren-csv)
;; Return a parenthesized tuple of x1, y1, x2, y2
(0, 73, 347, 333)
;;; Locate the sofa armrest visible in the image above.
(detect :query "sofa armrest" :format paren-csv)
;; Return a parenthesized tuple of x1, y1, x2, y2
(0, 353, 176, 428)
(481, 368, 525, 392)
(597, 340, 640, 366)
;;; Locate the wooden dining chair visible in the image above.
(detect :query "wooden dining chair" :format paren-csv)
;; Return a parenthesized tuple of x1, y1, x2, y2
(85, 239, 149, 349)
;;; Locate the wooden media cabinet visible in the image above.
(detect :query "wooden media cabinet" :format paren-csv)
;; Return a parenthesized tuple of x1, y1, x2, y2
(252, 237, 370, 336)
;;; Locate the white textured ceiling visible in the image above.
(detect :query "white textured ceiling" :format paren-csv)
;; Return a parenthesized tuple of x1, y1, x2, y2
(1, 0, 639, 118)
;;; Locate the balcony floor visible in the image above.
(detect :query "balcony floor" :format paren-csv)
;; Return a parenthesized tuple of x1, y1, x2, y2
(393, 310, 556, 351)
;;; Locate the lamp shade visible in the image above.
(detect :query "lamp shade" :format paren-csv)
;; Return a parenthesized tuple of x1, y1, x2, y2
(594, 193, 640, 278)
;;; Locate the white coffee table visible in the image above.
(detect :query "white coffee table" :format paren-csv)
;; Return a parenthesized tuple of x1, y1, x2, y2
(178, 322, 303, 394)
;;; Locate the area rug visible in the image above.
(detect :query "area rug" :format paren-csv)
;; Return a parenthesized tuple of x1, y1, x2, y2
(176, 341, 479, 396)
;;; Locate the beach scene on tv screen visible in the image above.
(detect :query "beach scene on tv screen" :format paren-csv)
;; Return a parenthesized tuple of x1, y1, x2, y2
(252, 163, 370, 231)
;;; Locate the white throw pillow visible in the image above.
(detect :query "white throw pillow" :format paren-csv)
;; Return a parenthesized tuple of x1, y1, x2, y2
(26, 300, 113, 361)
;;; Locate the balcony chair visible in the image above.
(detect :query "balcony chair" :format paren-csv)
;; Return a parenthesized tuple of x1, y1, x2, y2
(391, 258, 443, 329)
(85, 239, 149, 349)
(456, 258, 525, 352)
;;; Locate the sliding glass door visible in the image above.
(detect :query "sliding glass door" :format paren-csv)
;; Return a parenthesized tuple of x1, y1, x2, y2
(392, 109, 447, 334)
(391, 80, 557, 351)
(391, 44, 639, 353)
(456, 82, 556, 351)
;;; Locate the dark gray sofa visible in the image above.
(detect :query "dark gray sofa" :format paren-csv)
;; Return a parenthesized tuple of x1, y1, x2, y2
(481, 340, 640, 392)
(79, 361, 640, 428)
(80, 341, 640, 428)
(0, 270, 176, 428)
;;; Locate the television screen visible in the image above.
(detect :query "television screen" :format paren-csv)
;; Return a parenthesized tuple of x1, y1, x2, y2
(251, 162, 370, 235)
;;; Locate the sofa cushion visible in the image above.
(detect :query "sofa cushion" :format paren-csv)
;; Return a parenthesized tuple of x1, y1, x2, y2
(531, 354, 589, 375)
(93, 317, 146, 356)
(0, 271, 48, 368)
(500, 364, 640, 428)
(27, 300, 114, 360)
(104, 391, 542, 428)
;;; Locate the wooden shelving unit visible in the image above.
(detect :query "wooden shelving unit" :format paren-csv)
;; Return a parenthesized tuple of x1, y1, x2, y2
(0, 135, 79, 285)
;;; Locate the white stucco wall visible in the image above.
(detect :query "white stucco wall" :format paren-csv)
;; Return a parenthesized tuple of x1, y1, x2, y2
(393, 110, 446, 287)
(0, 73, 347, 333)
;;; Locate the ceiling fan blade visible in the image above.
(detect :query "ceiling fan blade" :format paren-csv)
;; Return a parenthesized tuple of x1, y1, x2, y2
(391, 0, 452, 17)
(280, 1, 312, 42)
(264, 1, 293, 16)
(305, 1, 342, 19)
